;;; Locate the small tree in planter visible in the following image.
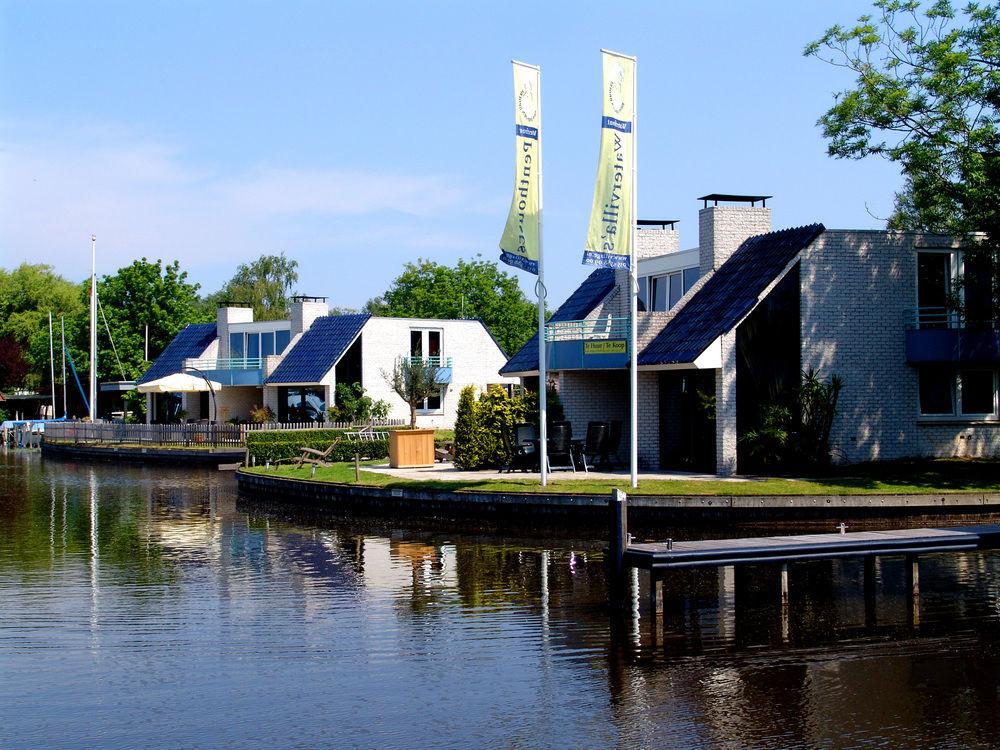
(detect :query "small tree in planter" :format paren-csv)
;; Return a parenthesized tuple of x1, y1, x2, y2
(385, 356, 441, 428)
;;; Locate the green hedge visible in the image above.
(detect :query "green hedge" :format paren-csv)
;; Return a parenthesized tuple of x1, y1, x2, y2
(246, 429, 389, 464)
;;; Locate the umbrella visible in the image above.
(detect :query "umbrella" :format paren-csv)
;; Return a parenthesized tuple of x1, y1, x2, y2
(137, 373, 223, 393)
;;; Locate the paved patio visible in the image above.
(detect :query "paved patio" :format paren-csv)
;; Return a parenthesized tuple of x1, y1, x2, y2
(363, 463, 750, 483)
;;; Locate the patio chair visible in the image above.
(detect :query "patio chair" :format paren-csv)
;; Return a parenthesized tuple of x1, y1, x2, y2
(576, 422, 608, 473)
(292, 438, 342, 469)
(514, 422, 537, 447)
(500, 425, 536, 473)
(603, 420, 624, 469)
(546, 421, 576, 472)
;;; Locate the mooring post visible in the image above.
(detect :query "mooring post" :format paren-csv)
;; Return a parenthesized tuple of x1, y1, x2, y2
(863, 556, 877, 628)
(780, 563, 790, 607)
(649, 574, 663, 616)
(609, 488, 629, 609)
(905, 554, 921, 628)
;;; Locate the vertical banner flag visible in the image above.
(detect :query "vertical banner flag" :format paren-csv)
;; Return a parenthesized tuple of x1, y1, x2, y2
(499, 62, 541, 274)
(583, 51, 635, 269)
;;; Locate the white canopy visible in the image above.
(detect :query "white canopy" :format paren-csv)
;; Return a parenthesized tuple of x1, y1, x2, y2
(137, 373, 222, 393)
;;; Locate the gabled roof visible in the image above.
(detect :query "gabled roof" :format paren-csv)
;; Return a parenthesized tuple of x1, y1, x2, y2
(639, 224, 825, 366)
(137, 323, 217, 385)
(266, 313, 370, 384)
(501, 268, 617, 375)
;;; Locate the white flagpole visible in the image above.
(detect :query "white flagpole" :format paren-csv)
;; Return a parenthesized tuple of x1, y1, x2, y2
(48, 311, 56, 419)
(535, 63, 548, 488)
(89, 234, 97, 422)
(61, 316, 67, 418)
(629, 57, 639, 489)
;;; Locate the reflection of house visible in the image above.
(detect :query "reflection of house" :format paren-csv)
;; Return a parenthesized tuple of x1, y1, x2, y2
(138, 296, 515, 426)
(503, 194, 1000, 475)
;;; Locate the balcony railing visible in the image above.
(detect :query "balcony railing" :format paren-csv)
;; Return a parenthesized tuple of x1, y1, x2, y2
(407, 356, 453, 368)
(545, 316, 630, 342)
(907, 307, 1000, 331)
(183, 357, 263, 371)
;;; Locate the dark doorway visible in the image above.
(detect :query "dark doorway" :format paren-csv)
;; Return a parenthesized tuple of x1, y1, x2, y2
(659, 370, 716, 472)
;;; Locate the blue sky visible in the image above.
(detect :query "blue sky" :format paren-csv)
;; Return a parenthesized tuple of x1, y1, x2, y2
(1, 0, 901, 307)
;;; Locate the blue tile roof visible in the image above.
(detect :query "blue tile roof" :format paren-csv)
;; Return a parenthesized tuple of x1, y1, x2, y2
(501, 268, 617, 375)
(267, 313, 370, 384)
(137, 323, 217, 384)
(639, 224, 825, 366)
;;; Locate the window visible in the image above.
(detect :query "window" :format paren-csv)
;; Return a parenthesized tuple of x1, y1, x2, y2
(230, 332, 244, 359)
(919, 367, 998, 418)
(229, 327, 291, 362)
(275, 329, 290, 354)
(638, 276, 649, 311)
(645, 267, 699, 311)
(261, 331, 275, 358)
(410, 328, 445, 412)
(278, 386, 326, 423)
(916, 252, 953, 328)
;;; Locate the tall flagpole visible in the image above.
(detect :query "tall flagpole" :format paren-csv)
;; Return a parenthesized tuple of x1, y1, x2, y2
(48, 312, 56, 419)
(534, 63, 548, 488)
(629, 57, 639, 489)
(61, 316, 67, 418)
(89, 234, 97, 422)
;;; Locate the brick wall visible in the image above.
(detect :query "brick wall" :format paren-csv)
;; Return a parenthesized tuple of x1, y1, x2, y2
(799, 230, 1000, 462)
(699, 206, 772, 274)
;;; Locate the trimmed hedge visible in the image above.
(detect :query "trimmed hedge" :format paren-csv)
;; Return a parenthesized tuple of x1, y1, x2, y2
(246, 429, 389, 464)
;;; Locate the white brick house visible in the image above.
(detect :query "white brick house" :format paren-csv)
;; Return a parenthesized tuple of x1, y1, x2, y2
(138, 298, 516, 427)
(502, 194, 999, 475)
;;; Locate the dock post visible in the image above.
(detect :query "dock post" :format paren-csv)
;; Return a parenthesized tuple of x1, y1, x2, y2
(649, 574, 663, 616)
(609, 489, 629, 610)
(780, 563, 789, 607)
(905, 555, 921, 627)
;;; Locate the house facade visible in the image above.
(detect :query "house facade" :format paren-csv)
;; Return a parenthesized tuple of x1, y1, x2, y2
(502, 195, 999, 474)
(138, 297, 516, 427)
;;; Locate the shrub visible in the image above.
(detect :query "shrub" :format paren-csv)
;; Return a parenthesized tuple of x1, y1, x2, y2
(333, 382, 392, 424)
(454, 385, 531, 470)
(246, 428, 390, 464)
(250, 404, 276, 424)
(454, 386, 486, 470)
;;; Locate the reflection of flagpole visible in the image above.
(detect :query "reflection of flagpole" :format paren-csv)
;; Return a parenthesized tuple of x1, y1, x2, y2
(629, 58, 638, 489)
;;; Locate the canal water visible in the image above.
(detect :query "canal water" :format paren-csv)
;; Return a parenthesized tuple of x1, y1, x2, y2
(2, 452, 998, 749)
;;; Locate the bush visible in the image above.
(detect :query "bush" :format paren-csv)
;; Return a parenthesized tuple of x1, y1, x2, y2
(454, 386, 486, 470)
(246, 428, 390, 464)
(453, 385, 531, 470)
(331, 382, 391, 424)
(250, 404, 275, 424)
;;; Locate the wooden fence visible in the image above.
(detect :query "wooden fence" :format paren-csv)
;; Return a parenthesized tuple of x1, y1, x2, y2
(44, 419, 405, 448)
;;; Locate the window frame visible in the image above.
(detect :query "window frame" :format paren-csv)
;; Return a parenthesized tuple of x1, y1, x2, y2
(410, 327, 446, 414)
(917, 367, 999, 421)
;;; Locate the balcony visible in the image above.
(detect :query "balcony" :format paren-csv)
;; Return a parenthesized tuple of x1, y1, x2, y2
(408, 356, 453, 384)
(543, 316, 630, 370)
(905, 307, 1000, 364)
(183, 357, 264, 386)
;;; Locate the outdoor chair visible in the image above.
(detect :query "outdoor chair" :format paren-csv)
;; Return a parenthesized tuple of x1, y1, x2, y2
(546, 421, 576, 472)
(576, 422, 608, 473)
(514, 422, 537, 447)
(290, 438, 341, 469)
(603, 420, 624, 469)
(500, 425, 536, 473)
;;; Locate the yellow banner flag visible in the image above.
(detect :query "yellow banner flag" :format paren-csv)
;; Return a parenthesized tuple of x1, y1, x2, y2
(499, 61, 541, 275)
(583, 51, 635, 269)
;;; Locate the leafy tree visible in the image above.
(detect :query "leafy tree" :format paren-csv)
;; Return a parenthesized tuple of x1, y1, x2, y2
(366, 256, 537, 355)
(805, 1, 999, 239)
(328, 382, 390, 423)
(384, 356, 441, 428)
(0, 335, 30, 389)
(205, 252, 299, 321)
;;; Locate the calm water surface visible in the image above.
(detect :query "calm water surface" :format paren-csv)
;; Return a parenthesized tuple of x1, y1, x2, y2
(1, 452, 998, 749)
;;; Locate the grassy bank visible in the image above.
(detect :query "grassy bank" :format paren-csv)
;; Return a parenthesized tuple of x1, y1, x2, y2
(242, 458, 1000, 496)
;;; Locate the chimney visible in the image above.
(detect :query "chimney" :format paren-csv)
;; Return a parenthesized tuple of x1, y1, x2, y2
(290, 295, 329, 337)
(698, 194, 772, 275)
(216, 305, 254, 358)
(636, 219, 680, 261)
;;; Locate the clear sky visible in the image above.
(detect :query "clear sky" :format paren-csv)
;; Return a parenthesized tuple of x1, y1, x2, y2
(1, 0, 901, 308)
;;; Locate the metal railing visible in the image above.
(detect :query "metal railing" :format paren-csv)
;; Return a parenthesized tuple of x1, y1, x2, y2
(907, 307, 1000, 330)
(545, 316, 631, 342)
(407, 356, 453, 367)
(183, 357, 263, 370)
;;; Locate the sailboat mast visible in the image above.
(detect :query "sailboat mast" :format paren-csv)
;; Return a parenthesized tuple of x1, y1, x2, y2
(48, 312, 56, 418)
(61, 316, 67, 418)
(89, 234, 97, 421)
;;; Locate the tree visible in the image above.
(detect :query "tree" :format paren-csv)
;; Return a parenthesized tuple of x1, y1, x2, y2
(205, 252, 299, 321)
(365, 256, 537, 355)
(384, 356, 441, 428)
(805, 1, 999, 239)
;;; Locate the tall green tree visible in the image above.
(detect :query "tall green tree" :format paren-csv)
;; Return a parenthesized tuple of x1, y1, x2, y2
(805, 1, 999, 238)
(365, 257, 537, 355)
(205, 252, 299, 321)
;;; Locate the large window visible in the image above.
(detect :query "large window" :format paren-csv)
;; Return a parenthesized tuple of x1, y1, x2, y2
(916, 252, 953, 328)
(410, 328, 444, 412)
(638, 267, 699, 312)
(919, 368, 998, 418)
(229, 328, 291, 361)
(278, 386, 326, 423)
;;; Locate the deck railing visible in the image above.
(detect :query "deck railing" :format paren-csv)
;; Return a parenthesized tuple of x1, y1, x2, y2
(545, 316, 630, 342)
(44, 419, 406, 448)
(183, 357, 263, 371)
(907, 307, 1000, 330)
(407, 356, 453, 368)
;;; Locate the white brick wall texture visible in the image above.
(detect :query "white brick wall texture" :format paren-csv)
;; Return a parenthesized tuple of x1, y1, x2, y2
(360, 317, 517, 429)
(699, 206, 772, 275)
(799, 230, 1000, 463)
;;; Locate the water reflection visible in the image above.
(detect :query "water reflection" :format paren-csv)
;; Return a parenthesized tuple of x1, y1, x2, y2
(1, 452, 998, 750)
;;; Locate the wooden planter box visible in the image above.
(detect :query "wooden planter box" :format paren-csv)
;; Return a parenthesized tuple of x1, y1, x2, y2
(389, 429, 435, 468)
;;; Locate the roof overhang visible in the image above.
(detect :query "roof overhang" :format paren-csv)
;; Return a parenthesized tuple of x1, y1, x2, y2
(637, 338, 722, 371)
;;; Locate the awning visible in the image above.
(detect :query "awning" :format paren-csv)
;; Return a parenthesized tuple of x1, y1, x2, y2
(137, 373, 223, 393)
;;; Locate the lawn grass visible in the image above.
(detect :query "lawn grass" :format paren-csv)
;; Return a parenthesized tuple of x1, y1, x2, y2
(243, 457, 1000, 496)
